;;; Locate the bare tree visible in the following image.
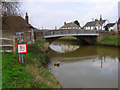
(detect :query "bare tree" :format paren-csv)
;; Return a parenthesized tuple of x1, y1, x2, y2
(1, 0, 22, 16)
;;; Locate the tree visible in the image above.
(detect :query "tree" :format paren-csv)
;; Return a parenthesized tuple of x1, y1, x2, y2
(74, 20, 80, 26)
(1, 0, 22, 16)
(105, 27, 109, 31)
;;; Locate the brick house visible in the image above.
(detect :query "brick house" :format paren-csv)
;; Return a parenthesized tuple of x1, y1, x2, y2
(2, 13, 34, 43)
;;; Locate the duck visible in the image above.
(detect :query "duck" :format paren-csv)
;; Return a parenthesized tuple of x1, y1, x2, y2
(54, 61, 60, 66)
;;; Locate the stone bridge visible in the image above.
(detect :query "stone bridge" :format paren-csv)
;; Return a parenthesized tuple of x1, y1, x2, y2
(36, 29, 99, 44)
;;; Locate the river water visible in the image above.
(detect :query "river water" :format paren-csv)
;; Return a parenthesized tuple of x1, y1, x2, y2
(48, 42, 119, 88)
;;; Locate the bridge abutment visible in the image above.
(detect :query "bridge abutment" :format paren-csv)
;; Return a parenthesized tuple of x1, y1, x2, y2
(75, 36, 97, 45)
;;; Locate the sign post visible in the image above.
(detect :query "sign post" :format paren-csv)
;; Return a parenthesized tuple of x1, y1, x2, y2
(17, 43, 27, 64)
(22, 54, 24, 64)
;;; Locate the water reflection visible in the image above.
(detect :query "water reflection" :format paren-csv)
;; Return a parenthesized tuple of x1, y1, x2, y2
(49, 44, 79, 53)
(48, 44, 118, 88)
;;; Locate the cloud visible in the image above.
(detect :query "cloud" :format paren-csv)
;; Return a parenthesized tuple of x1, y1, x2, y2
(21, 0, 119, 29)
(21, 0, 118, 3)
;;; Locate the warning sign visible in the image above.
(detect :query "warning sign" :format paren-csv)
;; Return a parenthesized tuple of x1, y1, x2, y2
(17, 43, 27, 54)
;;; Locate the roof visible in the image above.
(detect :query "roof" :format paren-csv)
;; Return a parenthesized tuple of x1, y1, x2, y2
(104, 23, 116, 28)
(60, 22, 80, 28)
(2, 16, 34, 32)
(84, 21, 97, 27)
(84, 19, 107, 27)
(98, 20, 107, 25)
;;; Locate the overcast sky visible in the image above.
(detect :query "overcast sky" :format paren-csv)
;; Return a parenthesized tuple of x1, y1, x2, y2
(21, 0, 119, 29)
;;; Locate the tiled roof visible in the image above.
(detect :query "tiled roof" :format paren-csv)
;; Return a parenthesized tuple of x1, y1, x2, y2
(2, 16, 33, 32)
(60, 22, 80, 28)
(84, 20, 107, 27)
(98, 20, 107, 25)
(84, 21, 97, 27)
(104, 23, 116, 28)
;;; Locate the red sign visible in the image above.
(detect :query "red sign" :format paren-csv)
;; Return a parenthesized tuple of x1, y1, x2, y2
(17, 43, 28, 54)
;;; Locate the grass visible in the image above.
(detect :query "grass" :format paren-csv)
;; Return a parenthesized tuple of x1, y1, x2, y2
(2, 53, 34, 88)
(2, 41, 61, 88)
(100, 35, 120, 46)
(59, 36, 78, 40)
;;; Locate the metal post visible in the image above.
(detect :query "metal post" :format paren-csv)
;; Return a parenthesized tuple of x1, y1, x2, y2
(21, 54, 24, 64)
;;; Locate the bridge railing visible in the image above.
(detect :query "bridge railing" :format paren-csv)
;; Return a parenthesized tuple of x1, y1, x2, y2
(43, 29, 98, 37)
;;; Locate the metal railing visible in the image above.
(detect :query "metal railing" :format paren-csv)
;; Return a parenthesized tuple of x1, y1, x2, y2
(43, 29, 98, 37)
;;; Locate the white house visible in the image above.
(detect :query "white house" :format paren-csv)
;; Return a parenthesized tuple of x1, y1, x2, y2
(84, 19, 109, 30)
(96, 19, 109, 30)
(104, 23, 117, 31)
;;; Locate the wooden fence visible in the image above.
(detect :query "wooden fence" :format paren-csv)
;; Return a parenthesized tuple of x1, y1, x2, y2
(0, 37, 16, 55)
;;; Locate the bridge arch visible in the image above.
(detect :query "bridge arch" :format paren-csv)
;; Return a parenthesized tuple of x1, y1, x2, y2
(43, 29, 98, 44)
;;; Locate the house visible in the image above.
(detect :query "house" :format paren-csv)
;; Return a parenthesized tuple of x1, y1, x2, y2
(117, 18, 120, 31)
(84, 20, 97, 30)
(84, 16, 109, 30)
(96, 19, 109, 30)
(2, 13, 34, 43)
(104, 23, 116, 31)
(60, 22, 81, 29)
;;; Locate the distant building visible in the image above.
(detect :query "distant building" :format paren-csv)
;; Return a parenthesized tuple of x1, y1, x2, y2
(104, 23, 117, 31)
(84, 16, 109, 30)
(60, 22, 81, 29)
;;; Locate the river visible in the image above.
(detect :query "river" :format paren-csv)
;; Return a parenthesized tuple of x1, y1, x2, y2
(48, 41, 119, 88)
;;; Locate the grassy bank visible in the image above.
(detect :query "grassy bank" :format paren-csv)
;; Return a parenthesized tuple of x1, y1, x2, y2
(2, 41, 61, 88)
(99, 35, 120, 47)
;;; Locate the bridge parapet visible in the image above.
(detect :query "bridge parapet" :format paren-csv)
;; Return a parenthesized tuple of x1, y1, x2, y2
(43, 29, 99, 38)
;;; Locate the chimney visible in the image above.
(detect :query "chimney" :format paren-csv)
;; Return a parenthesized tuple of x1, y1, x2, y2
(64, 22, 66, 25)
(25, 12, 29, 24)
(100, 15, 102, 21)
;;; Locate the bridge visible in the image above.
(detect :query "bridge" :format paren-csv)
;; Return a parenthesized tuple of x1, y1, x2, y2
(36, 29, 99, 44)
(43, 29, 99, 38)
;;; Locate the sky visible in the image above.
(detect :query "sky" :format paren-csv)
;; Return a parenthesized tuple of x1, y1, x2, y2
(20, 0, 119, 29)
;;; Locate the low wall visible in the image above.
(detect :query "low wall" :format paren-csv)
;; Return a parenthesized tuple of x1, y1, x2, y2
(35, 31, 45, 42)
(97, 31, 117, 42)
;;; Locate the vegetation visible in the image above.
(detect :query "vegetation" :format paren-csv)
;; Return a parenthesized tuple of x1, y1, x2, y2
(53, 36, 82, 45)
(99, 35, 120, 46)
(1, 0, 22, 16)
(2, 53, 34, 88)
(2, 41, 61, 88)
(74, 20, 80, 26)
(105, 27, 109, 31)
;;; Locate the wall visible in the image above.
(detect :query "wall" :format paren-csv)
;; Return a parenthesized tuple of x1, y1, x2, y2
(2, 30, 15, 39)
(22, 32, 31, 43)
(97, 31, 116, 42)
(2, 30, 33, 44)
(35, 31, 44, 42)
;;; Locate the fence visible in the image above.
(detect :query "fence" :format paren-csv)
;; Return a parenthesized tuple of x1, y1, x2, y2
(0, 36, 23, 55)
(0, 37, 16, 55)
